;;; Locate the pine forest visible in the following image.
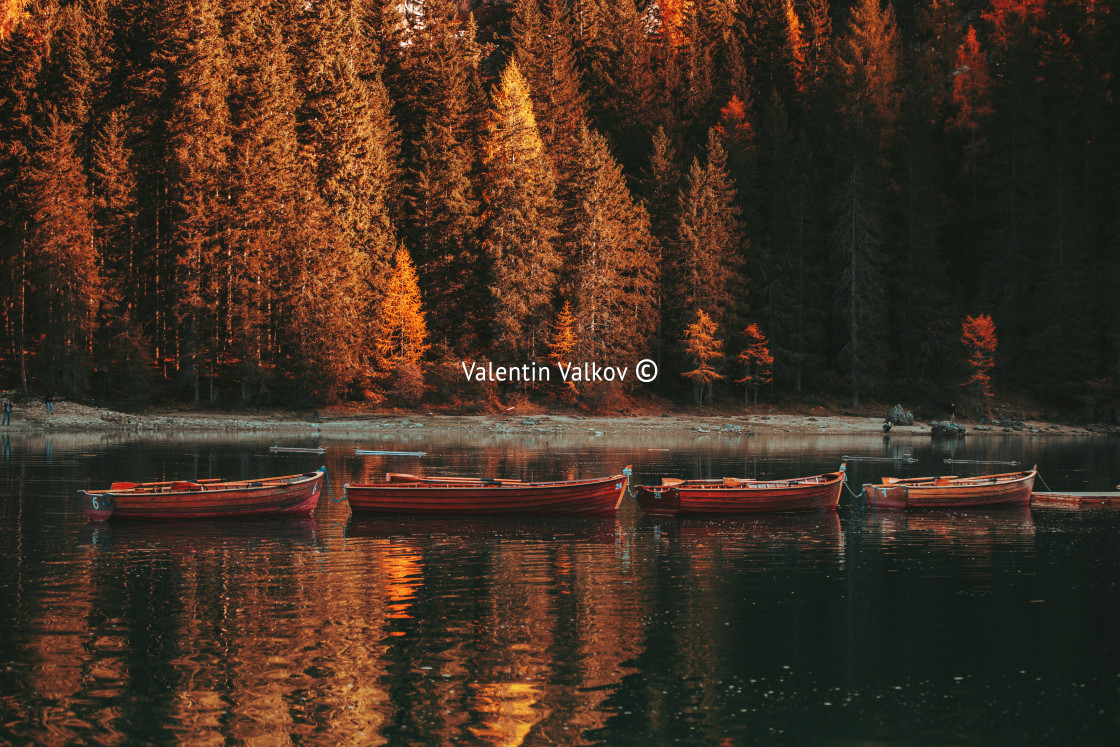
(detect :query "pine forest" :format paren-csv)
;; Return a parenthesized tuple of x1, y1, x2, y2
(1, 0, 1118, 418)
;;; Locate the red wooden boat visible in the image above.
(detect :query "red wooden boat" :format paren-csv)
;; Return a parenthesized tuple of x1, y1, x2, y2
(862, 466, 1036, 510)
(80, 467, 326, 521)
(344, 470, 630, 516)
(635, 465, 846, 516)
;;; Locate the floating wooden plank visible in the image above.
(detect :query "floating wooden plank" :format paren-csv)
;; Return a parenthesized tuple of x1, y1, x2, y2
(355, 449, 427, 457)
(270, 446, 326, 454)
(1031, 491, 1120, 507)
(943, 458, 1019, 465)
(841, 455, 917, 463)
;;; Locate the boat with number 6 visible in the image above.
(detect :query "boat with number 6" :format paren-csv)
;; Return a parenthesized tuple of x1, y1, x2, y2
(344, 469, 631, 516)
(80, 467, 326, 521)
(635, 465, 846, 516)
(862, 466, 1037, 510)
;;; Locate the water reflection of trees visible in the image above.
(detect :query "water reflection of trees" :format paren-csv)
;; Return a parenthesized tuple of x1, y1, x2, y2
(16, 516, 641, 744)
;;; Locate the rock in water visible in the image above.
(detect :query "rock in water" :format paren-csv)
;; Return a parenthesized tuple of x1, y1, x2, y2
(930, 421, 967, 438)
(888, 404, 915, 426)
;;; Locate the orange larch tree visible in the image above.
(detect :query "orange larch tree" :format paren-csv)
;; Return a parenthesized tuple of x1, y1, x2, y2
(374, 247, 431, 404)
(549, 300, 577, 366)
(481, 60, 562, 361)
(961, 314, 997, 411)
(735, 323, 774, 406)
(682, 309, 724, 406)
(548, 300, 578, 396)
(375, 247, 430, 369)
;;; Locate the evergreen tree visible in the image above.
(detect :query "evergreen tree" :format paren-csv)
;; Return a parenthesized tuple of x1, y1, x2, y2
(950, 26, 994, 179)
(481, 60, 562, 361)
(755, 90, 826, 393)
(298, 0, 399, 289)
(0, 6, 53, 392)
(165, 0, 232, 404)
(406, 120, 483, 354)
(513, 0, 588, 181)
(564, 124, 658, 365)
(667, 133, 745, 348)
(831, 0, 902, 405)
(24, 112, 100, 396)
(91, 108, 150, 401)
(831, 152, 888, 408)
(979, 0, 1049, 377)
(639, 125, 681, 366)
(226, 0, 309, 405)
(396, 1, 486, 353)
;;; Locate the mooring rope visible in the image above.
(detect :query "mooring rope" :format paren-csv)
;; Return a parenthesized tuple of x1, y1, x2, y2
(1036, 470, 1054, 494)
(324, 467, 345, 502)
(843, 479, 864, 501)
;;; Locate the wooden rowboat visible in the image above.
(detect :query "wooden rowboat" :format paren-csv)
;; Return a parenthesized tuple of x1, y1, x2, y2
(80, 467, 326, 521)
(1030, 491, 1120, 508)
(635, 465, 846, 516)
(344, 470, 630, 516)
(863, 466, 1036, 510)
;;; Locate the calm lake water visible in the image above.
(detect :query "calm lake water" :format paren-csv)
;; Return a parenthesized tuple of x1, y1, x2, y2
(1, 427, 1118, 745)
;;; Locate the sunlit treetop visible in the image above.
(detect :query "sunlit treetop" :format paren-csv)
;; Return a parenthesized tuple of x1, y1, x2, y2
(653, 0, 693, 51)
(1, 0, 32, 40)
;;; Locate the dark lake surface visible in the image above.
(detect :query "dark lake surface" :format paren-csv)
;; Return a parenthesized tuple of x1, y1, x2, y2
(1, 427, 1119, 744)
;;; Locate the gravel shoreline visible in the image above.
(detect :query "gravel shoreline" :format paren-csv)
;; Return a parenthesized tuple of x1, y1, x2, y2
(0, 394, 1102, 438)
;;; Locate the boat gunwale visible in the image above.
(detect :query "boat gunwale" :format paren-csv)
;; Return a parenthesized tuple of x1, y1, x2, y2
(83, 468, 325, 498)
(344, 473, 629, 491)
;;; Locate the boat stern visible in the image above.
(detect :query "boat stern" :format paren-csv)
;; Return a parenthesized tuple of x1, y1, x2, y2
(79, 490, 116, 521)
(863, 483, 908, 510)
(635, 485, 680, 515)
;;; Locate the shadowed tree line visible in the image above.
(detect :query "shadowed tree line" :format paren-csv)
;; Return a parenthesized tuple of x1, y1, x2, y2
(1, 0, 1118, 416)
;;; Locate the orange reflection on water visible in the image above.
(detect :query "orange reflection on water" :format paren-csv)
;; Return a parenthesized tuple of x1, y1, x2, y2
(378, 542, 423, 620)
(469, 681, 548, 746)
(24, 513, 646, 745)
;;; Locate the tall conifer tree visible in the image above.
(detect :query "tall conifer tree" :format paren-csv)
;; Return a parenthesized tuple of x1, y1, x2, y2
(667, 133, 745, 349)
(831, 0, 901, 405)
(165, 0, 232, 404)
(25, 112, 100, 396)
(481, 61, 562, 361)
(564, 125, 658, 365)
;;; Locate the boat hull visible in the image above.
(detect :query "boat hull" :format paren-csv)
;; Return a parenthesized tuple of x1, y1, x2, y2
(80, 469, 325, 521)
(864, 469, 1036, 510)
(636, 471, 845, 516)
(344, 474, 627, 516)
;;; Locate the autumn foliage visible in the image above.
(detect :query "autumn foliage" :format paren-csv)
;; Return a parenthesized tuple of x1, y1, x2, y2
(682, 310, 724, 407)
(0, 0, 31, 40)
(1, 0, 1118, 412)
(736, 324, 774, 406)
(961, 314, 998, 408)
(374, 248, 430, 369)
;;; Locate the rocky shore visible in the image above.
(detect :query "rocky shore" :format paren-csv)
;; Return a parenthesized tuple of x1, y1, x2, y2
(0, 393, 1104, 438)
